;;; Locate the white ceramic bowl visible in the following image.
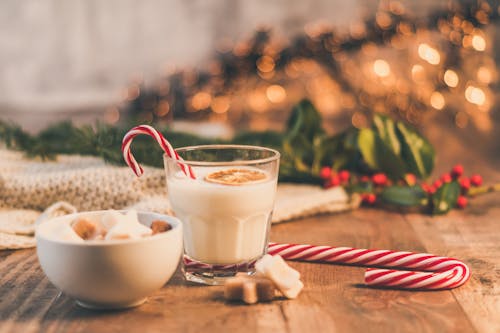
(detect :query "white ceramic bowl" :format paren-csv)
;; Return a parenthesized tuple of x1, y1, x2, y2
(36, 210, 183, 309)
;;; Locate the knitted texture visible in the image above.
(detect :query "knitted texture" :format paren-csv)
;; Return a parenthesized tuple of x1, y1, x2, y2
(0, 149, 359, 249)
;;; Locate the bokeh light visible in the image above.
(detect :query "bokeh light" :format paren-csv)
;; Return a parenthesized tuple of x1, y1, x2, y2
(471, 35, 486, 51)
(418, 43, 440, 65)
(430, 91, 445, 110)
(465, 86, 486, 106)
(191, 92, 212, 110)
(266, 85, 286, 103)
(373, 59, 390, 77)
(444, 70, 459, 87)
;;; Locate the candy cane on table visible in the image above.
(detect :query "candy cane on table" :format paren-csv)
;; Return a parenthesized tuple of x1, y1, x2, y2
(268, 242, 470, 290)
(122, 125, 195, 178)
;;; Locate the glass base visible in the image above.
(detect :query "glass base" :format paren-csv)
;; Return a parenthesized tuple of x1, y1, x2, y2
(182, 255, 258, 285)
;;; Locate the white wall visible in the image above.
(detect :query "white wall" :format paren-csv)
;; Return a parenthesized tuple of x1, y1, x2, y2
(0, 0, 361, 123)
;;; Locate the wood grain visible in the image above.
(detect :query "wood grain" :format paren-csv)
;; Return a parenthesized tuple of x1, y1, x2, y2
(405, 197, 500, 333)
(0, 208, 485, 333)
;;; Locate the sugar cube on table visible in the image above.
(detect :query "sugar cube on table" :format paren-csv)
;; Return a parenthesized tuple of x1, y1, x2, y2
(255, 254, 304, 299)
(224, 273, 276, 304)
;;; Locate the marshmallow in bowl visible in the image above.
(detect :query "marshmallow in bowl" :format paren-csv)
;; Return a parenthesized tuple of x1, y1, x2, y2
(55, 210, 169, 242)
(58, 224, 85, 243)
(104, 210, 152, 240)
(100, 210, 123, 230)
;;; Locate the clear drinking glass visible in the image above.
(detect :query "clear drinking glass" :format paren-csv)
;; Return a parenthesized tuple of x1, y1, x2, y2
(164, 145, 280, 285)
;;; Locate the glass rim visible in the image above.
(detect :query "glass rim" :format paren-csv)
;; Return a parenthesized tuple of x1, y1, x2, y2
(164, 144, 280, 166)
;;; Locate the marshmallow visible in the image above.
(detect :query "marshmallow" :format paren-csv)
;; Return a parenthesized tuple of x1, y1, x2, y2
(104, 210, 152, 240)
(71, 218, 105, 240)
(100, 210, 123, 231)
(255, 254, 303, 299)
(58, 224, 84, 243)
(150, 220, 172, 235)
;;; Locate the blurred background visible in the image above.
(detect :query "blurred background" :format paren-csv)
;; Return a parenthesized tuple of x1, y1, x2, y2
(0, 0, 499, 157)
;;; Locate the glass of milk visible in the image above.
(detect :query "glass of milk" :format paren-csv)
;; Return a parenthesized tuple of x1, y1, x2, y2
(164, 145, 280, 285)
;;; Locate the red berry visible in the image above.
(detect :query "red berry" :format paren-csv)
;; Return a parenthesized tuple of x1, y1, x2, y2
(320, 167, 332, 180)
(362, 193, 376, 205)
(470, 174, 483, 187)
(360, 175, 370, 182)
(325, 174, 340, 188)
(404, 173, 417, 186)
(459, 177, 470, 191)
(451, 164, 464, 178)
(338, 170, 350, 183)
(422, 183, 436, 194)
(366, 193, 376, 204)
(372, 173, 388, 186)
(456, 195, 468, 209)
(433, 179, 443, 189)
(441, 173, 452, 183)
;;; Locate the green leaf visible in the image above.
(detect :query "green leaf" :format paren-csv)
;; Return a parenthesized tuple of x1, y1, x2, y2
(283, 137, 312, 172)
(357, 128, 407, 179)
(432, 181, 460, 215)
(380, 185, 428, 207)
(232, 131, 283, 150)
(347, 181, 373, 195)
(396, 122, 434, 178)
(373, 115, 401, 155)
(286, 99, 324, 142)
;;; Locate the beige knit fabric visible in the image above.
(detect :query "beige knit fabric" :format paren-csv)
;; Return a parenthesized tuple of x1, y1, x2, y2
(0, 149, 359, 249)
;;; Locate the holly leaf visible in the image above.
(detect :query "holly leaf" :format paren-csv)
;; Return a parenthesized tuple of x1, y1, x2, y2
(286, 99, 324, 142)
(357, 128, 407, 179)
(380, 185, 428, 207)
(373, 115, 401, 156)
(396, 122, 434, 178)
(432, 181, 460, 215)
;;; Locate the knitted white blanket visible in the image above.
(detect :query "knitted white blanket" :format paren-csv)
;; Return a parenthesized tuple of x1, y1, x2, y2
(0, 149, 359, 249)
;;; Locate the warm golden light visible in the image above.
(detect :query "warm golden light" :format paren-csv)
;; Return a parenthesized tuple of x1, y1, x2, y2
(266, 85, 286, 103)
(191, 92, 212, 110)
(257, 56, 275, 73)
(104, 107, 120, 124)
(471, 35, 486, 51)
(376, 12, 392, 29)
(351, 111, 368, 128)
(125, 84, 141, 101)
(373, 59, 390, 77)
(156, 100, 170, 116)
(443, 70, 459, 87)
(211, 96, 230, 114)
(349, 22, 366, 39)
(418, 43, 440, 65)
(247, 90, 268, 113)
(477, 67, 492, 84)
(455, 111, 468, 128)
(465, 86, 486, 105)
(430, 91, 445, 110)
(411, 64, 425, 81)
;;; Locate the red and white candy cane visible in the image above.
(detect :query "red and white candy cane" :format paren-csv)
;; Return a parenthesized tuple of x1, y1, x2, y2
(268, 242, 470, 290)
(122, 125, 195, 178)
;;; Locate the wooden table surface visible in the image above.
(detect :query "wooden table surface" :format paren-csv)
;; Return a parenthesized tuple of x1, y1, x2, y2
(1, 120, 499, 333)
(1, 195, 499, 333)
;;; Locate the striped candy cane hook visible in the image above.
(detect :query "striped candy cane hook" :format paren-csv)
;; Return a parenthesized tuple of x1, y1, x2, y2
(122, 125, 195, 178)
